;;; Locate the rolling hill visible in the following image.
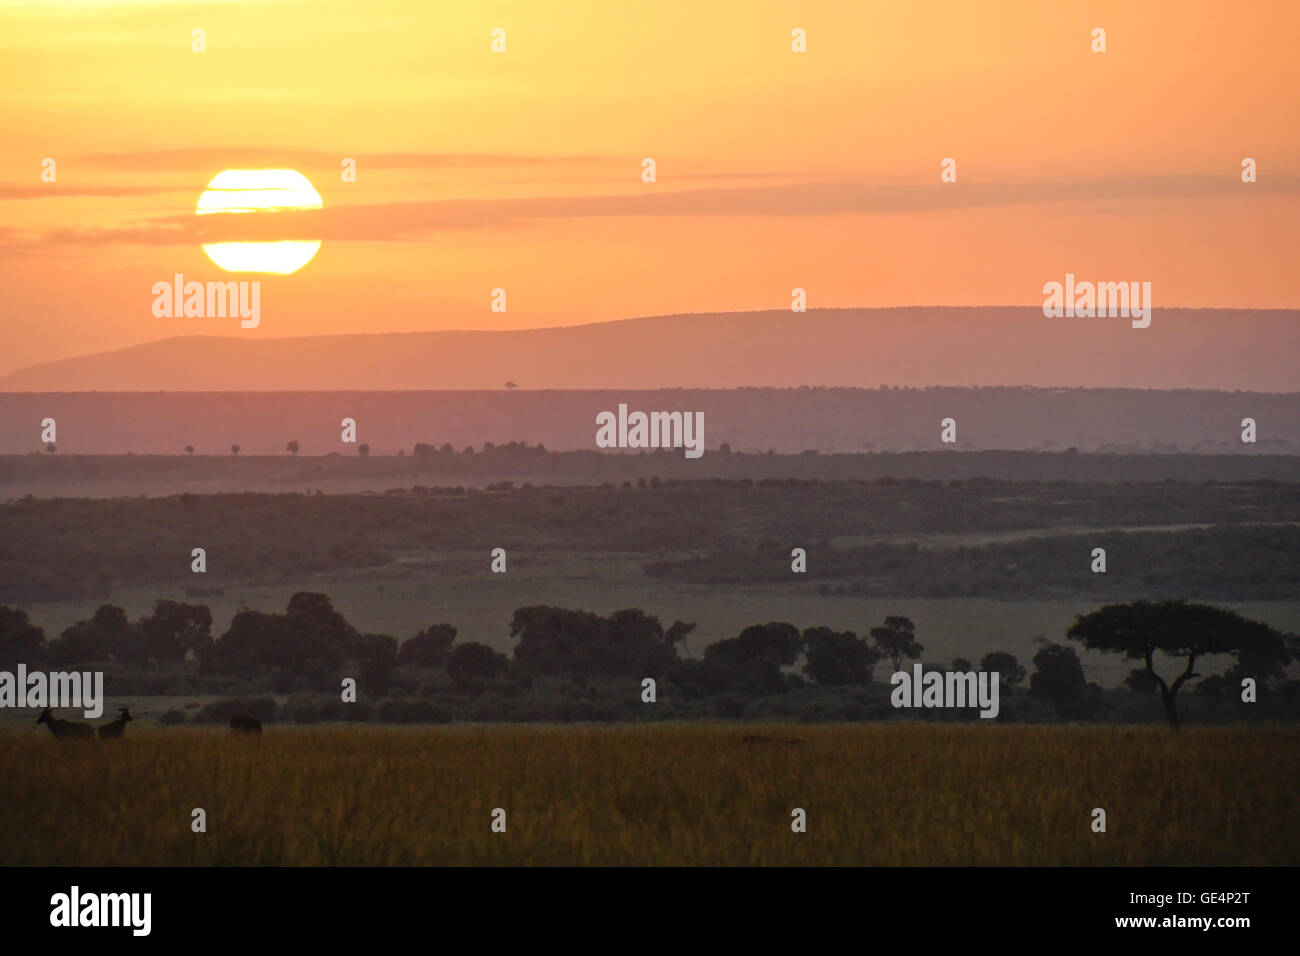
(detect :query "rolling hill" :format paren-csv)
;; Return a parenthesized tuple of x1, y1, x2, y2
(2, 307, 1297, 392)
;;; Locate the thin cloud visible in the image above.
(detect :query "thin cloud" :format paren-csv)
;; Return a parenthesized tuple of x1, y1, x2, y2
(0, 184, 178, 200)
(11, 174, 1299, 248)
(81, 149, 610, 172)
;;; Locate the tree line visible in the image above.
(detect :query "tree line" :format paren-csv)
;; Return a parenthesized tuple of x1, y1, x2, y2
(0, 597, 1292, 729)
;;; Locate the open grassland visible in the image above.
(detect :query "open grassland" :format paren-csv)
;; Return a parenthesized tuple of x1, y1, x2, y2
(1, 724, 1296, 866)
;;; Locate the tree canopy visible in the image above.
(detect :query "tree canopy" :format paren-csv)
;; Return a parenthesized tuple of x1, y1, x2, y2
(509, 605, 683, 677)
(1068, 600, 1288, 728)
(803, 627, 879, 685)
(870, 615, 924, 672)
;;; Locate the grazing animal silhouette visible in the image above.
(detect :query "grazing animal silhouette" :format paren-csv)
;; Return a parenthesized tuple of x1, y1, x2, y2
(36, 707, 94, 740)
(98, 707, 133, 739)
(229, 714, 262, 735)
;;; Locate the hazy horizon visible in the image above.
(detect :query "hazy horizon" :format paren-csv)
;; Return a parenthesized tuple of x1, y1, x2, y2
(4, 0, 1298, 379)
(3, 306, 1298, 392)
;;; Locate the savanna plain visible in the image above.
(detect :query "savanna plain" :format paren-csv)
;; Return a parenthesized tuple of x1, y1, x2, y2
(2, 723, 1295, 866)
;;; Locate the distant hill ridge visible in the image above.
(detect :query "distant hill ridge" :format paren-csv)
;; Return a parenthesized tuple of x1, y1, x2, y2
(2, 307, 1297, 391)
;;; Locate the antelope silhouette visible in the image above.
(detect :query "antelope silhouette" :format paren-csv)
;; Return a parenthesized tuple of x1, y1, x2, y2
(229, 714, 262, 735)
(98, 707, 133, 739)
(36, 707, 94, 740)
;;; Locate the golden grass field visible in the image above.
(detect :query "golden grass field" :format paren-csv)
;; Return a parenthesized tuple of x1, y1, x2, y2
(1, 723, 1296, 866)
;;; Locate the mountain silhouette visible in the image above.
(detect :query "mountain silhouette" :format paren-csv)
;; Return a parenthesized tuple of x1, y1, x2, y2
(2, 307, 1296, 392)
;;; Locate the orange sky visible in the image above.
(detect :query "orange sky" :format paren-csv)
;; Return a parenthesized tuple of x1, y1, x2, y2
(2, 0, 1298, 376)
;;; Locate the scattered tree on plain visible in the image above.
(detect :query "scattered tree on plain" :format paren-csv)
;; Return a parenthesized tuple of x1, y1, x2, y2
(1068, 600, 1289, 729)
(870, 616, 924, 672)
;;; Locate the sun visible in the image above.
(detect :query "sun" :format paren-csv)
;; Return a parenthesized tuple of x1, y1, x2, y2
(196, 169, 323, 275)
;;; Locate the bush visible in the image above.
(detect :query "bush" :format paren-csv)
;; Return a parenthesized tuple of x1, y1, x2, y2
(158, 709, 187, 726)
(193, 696, 276, 724)
(281, 693, 372, 724)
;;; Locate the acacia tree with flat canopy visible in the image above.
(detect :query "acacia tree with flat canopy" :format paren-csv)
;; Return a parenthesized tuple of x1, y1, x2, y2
(1067, 600, 1287, 730)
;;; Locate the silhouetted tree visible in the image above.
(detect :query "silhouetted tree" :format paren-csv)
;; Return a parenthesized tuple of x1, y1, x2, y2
(287, 440, 300, 456)
(0, 606, 46, 667)
(1029, 641, 1087, 715)
(48, 604, 136, 666)
(1228, 629, 1297, 690)
(803, 627, 879, 685)
(356, 633, 398, 695)
(358, 443, 370, 457)
(184, 445, 194, 455)
(870, 616, 924, 672)
(509, 605, 681, 677)
(704, 622, 802, 693)
(510, 606, 609, 676)
(139, 599, 212, 664)
(202, 592, 360, 676)
(447, 642, 509, 686)
(980, 651, 1026, 690)
(399, 624, 457, 667)
(230, 444, 240, 456)
(606, 608, 684, 674)
(1068, 600, 1288, 729)
(201, 609, 285, 674)
(93, 605, 128, 632)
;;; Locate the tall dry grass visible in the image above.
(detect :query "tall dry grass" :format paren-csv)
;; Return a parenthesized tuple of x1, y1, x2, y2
(1, 723, 1294, 865)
